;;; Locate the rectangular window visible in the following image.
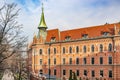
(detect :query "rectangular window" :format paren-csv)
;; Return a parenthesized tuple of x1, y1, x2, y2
(109, 70, 112, 78)
(108, 57, 112, 64)
(69, 58, 72, 64)
(40, 59, 42, 65)
(63, 58, 65, 65)
(76, 70, 79, 76)
(54, 69, 56, 75)
(100, 57, 103, 64)
(91, 57, 94, 64)
(84, 70, 87, 76)
(54, 48, 56, 54)
(91, 70, 95, 77)
(54, 58, 56, 65)
(76, 58, 79, 65)
(70, 70, 72, 75)
(48, 48, 50, 54)
(48, 59, 50, 64)
(48, 69, 51, 75)
(100, 70, 103, 77)
(83, 58, 87, 64)
(63, 70, 66, 75)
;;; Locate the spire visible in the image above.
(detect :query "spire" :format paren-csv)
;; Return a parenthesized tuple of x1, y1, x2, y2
(38, 3, 47, 29)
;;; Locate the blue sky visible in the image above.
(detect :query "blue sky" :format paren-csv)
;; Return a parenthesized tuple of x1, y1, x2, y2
(1, 0, 120, 42)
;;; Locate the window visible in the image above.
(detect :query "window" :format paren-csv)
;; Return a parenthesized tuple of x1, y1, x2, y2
(100, 44, 103, 52)
(76, 58, 79, 65)
(84, 70, 87, 76)
(69, 47, 72, 53)
(54, 69, 56, 75)
(40, 59, 42, 65)
(108, 56, 112, 64)
(83, 57, 87, 64)
(51, 37, 56, 42)
(63, 69, 66, 75)
(63, 58, 65, 64)
(65, 36, 71, 41)
(54, 48, 56, 54)
(69, 70, 72, 75)
(109, 70, 112, 78)
(76, 70, 79, 76)
(48, 59, 50, 64)
(48, 48, 50, 54)
(48, 69, 51, 75)
(91, 57, 94, 65)
(100, 70, 103, 77)
(39, 49, 42, 55)
(91, 70, 95, 77)
(76, 46, 79, 53)
(103, 32, 109, 36)
(54, 58, 56, 65)
(91, 45, 94, 52)
(69, 58, 72, 64)
(83, 46, 86, 53)
(108, 43, 112, 52)
(100, 57, 103, 64)
(82, 34, 88, 38)
(39, 69, 43, 74)
(63, 47, 65, 54)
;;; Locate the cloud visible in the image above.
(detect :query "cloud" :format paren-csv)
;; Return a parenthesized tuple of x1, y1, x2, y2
(1, 0, 120, 42)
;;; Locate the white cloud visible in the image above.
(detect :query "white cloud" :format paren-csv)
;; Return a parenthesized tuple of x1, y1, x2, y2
(1, 0, 120, 42)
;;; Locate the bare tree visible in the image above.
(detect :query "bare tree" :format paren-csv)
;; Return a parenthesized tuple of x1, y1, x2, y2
(0, 3, 27, 67)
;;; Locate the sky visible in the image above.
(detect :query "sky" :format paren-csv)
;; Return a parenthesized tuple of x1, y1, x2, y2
(0, 0, 120, 42)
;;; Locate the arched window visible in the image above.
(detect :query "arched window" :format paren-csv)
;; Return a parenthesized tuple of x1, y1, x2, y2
(83, 46, 86, 53)
(108, 43, 112, 52)
(69, 47, 72, 53)
(100, 44, 103, 52)
(54, 48, 56, 54)
(91, 45, 94, 52)
(76, 58, 79, 64)
(76, 46, 79, 53)
(63, 47, 65, 54)
(39, 69, 43, 74)
(54, 58, 56, 65)
(39, 49, 42, 55)
(108, 56, 112, 64)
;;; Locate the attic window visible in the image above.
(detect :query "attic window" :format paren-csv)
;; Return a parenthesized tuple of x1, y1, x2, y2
(65, 36, 71, 41)
(102, 32, 109, 36)
(51, 37, 56, 42)
(82, 34, 88, 38)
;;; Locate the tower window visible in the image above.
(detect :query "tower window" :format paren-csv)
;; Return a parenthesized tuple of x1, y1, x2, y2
(39, 49, 42, 55)
(108, 43, 112, 52)
(69, 47, 72, 53)
(91, 45, 94, 52)
(83, 45, 87, 53)
(51, 37, 56, 42)
(100, 44, 103, 52)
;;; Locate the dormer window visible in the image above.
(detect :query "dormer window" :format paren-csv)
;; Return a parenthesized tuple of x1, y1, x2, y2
(51, 37, 56, 42)
(65, 36, 71, 41)
(82, 34, 88, 38)
(102, 32, 109, 36)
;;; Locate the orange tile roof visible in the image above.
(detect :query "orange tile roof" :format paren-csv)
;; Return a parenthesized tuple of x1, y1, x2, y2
(46, 22, 120, 42)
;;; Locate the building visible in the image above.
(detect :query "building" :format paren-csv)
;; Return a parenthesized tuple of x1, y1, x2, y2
(28, 5, 120, 80)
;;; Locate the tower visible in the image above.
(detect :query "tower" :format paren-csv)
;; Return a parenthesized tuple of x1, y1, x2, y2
(37, 3, 47, 41)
